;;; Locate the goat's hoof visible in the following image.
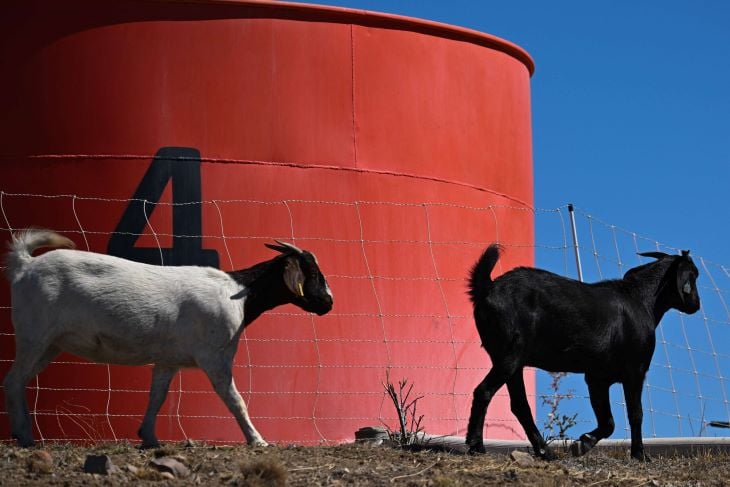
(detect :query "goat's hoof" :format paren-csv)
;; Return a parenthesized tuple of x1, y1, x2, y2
(570, 434, 597, 457)
(569, 441, 586, 457)
(537, 447, 556, 461)
(631, 451, 651, 462)
(465, 433, 486, 454)
(467, 444, 486, 455)
(13, 435, 35, 448)
(249, 439, 269, 448)
(139, 440, 161, 450)
(137, 428, 160, 450)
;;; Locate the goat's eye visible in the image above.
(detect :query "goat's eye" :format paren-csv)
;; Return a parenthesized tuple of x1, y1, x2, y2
(683, 281, 692, 294)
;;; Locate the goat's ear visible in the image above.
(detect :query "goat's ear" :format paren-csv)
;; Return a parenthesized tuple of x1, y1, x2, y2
(675, 258, 695, 296)
(283, 257, 305, 297)
(638, 251, 669, 260)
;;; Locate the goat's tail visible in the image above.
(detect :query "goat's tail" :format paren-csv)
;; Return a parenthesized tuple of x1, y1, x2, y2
(468, 243, 502, 304)
(4, 229, 75, 281)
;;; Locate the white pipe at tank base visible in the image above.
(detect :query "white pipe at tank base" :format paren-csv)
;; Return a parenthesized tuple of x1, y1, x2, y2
(418, 434, 730, 456)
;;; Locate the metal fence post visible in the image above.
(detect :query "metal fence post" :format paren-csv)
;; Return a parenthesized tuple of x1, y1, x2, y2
(568, 203, 584, 282)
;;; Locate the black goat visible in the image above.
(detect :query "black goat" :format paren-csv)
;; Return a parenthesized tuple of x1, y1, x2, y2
(465, 244, 700, 461)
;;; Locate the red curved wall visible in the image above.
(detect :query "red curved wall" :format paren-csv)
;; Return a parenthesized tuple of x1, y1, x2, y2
(0, 0, 534, 444)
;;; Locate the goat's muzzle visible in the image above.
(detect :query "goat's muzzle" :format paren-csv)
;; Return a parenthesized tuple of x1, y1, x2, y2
(311, 295, 333, 316)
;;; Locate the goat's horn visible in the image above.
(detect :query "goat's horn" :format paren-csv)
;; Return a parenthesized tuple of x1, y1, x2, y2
(681, 250, 690, 257)
(277, 240, 304, 254)
(266, 240, 303, 254)
(637, 251, 669, 260)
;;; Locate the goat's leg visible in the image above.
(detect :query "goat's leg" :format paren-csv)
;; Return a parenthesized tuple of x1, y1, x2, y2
(466, 365, 513, 454)
(3, 343, 59, 447)
(199, 359, 268, 446)
(570, 375, 615, 457)
(506, 372, 554, 460)
(137, 365, 178, 449)
(623, 376, 649, 461)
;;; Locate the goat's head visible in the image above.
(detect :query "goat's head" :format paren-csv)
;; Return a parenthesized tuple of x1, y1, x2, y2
(266, 241, 334, 316)
(637, 250, 701, 314)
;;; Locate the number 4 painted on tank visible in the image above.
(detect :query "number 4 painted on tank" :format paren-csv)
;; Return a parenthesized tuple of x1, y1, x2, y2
(108, 147, 220, 267)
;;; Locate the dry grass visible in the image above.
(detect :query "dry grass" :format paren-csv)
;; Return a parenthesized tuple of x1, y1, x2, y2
(236, 457, 288, 486)
(2, 440, 730, 486)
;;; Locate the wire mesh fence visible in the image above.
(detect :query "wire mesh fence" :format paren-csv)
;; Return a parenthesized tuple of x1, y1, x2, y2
(0, 190, 727, 444)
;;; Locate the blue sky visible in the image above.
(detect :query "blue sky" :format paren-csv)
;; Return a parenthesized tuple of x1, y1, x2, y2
(288, 0, 729, 263)
(286, 0, 730, 439)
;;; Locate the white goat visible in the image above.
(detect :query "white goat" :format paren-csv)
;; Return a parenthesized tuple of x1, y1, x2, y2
(3, 229, 333, 448)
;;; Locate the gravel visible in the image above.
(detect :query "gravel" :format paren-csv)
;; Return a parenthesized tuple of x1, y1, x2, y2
(2, 440, 730, 486)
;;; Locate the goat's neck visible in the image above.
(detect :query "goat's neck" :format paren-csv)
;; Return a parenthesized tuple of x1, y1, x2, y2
(650, 299, 672, 327)
(243, 286, 289, 326)
(228, 257, 291, 327)
(627, 260, 675, 327)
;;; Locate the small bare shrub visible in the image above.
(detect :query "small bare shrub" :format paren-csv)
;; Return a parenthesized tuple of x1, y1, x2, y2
(541, 372, 578, 442)
(382, 370, 425, 448)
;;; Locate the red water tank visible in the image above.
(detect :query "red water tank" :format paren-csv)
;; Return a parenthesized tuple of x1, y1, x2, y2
(0, 0, 534, 444)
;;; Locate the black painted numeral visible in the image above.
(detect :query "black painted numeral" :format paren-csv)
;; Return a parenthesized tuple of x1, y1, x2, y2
(108, 147, 219, 267)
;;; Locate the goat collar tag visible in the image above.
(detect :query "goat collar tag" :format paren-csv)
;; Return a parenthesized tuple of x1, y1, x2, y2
(297, 282, 305, 297)
(683, 282, 691, 294)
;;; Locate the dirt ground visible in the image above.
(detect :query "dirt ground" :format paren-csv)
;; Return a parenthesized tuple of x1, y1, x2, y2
(3, 439, 730, 486)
